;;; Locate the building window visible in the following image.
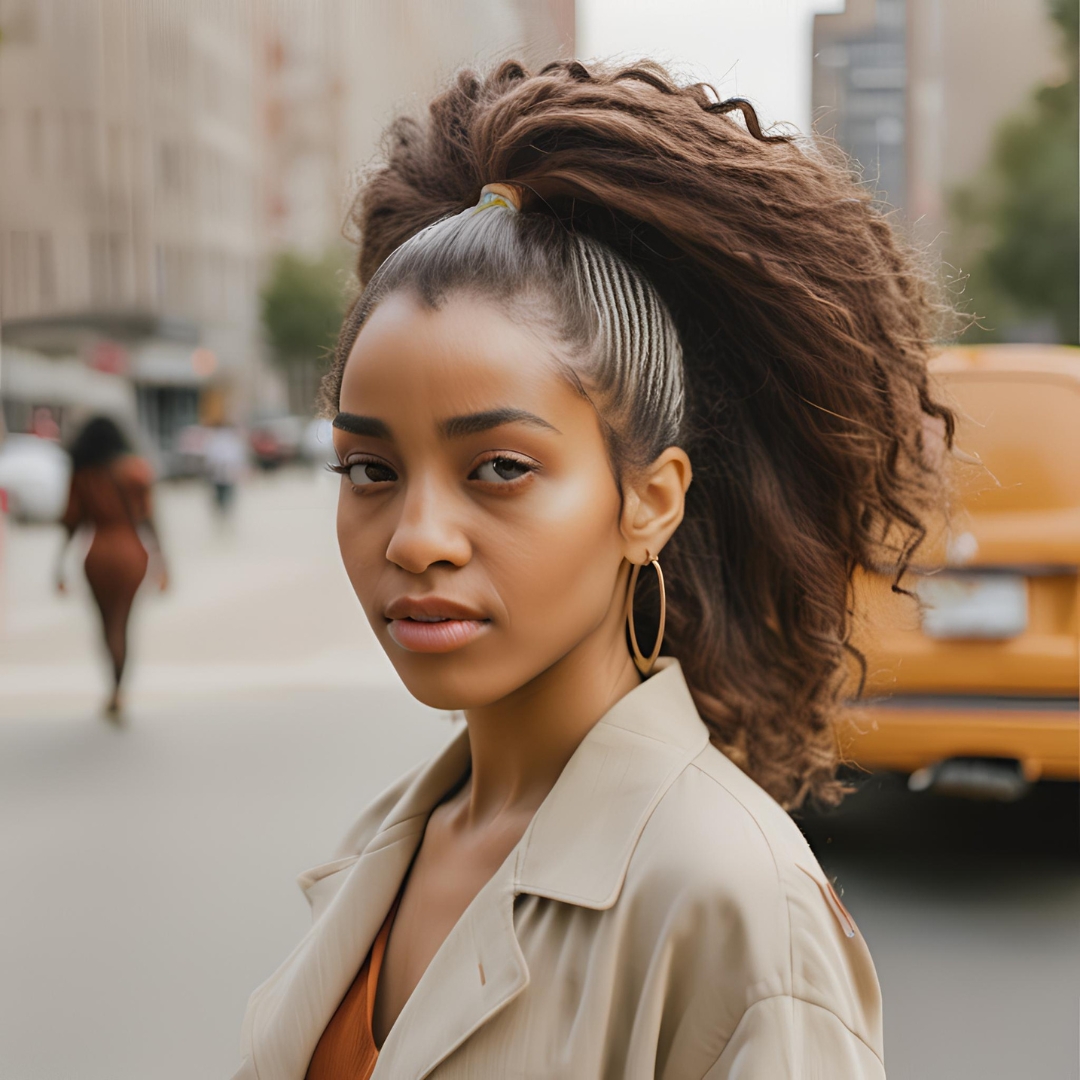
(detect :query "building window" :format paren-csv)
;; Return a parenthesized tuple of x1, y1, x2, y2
(108, 124, 125, 192)
(812, 1, 908, 212)
(38, 233, 57, 307)
(89, 232, 110, 307)
(107, 233, 128, 305)
(156, 243, 196, 314)
(27, 108, 44, 176)
(4, 231, 33, 315)
(79, 111, 97, 183)
(157, 140, 184, 195)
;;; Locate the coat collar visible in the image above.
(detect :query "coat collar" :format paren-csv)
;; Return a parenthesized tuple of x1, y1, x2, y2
(250, 658, 708, 1080)
(515, 656, 709, 907)
(351, 656, 708, 908)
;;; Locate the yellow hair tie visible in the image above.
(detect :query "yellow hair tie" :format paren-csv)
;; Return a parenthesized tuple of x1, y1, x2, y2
(473, 182, 525, 214)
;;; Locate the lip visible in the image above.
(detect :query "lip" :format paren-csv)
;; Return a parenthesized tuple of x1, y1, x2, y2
(383, 595, 491, 654)
(384, 596, 488, 622)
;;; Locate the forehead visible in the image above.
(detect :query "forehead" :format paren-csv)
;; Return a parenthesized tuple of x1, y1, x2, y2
(339, 290, 576, 416)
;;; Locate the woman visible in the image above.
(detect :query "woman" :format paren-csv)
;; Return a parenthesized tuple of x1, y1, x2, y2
(57, 415, 166, 720)
(234, 61, 953, 1079)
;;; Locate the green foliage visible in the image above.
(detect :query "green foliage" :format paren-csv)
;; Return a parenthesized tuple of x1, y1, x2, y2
(260, 249, 350, 367)
(950, 0, 1079, 344)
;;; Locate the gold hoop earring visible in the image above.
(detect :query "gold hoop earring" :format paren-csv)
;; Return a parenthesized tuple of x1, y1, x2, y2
(626, 554, 666, 676)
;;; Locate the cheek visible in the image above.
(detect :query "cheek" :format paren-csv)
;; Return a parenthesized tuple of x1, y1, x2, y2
(336, 486, 384, 604)
(484, 466, 624, 633)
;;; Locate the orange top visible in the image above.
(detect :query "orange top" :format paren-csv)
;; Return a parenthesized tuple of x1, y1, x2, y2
(305, 893, 401, 1080)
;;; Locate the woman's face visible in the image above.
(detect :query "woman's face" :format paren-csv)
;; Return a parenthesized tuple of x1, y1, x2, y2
(333, 290, 630, 710)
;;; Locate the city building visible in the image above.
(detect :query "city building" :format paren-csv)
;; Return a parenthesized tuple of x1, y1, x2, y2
(257, 0, 573, 413)
(0, 0, 574, 460)
(0, 1, 263, 459)
(260, 0, 574, 257)
(811, 0, 1062, 245)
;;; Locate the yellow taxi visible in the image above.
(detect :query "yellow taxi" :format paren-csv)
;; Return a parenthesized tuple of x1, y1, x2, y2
(843, 344, 1080, 797)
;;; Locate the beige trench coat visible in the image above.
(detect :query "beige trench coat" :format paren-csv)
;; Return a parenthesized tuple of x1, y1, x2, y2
(232, 659, 885, 1079)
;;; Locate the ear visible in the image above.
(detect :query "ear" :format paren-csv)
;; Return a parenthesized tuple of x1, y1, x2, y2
(619, 447, 693, 563)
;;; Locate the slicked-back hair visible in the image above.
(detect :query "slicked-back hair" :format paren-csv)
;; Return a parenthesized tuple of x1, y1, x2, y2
(332, 206, 685, 474)
(321, 59, 956, 810)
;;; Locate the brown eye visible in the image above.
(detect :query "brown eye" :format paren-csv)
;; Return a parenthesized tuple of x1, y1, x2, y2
(348, 460, 397, 485)
(473, 457, 532, 482)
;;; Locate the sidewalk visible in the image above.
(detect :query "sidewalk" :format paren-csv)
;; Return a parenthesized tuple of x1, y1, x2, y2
(0, 467, 398, 719)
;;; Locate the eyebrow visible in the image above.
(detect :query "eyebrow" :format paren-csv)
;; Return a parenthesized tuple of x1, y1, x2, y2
(440, 408, 559, 439)
(333, 413, 392, 439)
(332, 407, 559, 441)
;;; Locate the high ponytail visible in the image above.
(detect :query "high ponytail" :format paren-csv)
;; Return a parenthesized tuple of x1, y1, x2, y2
(323, 59, 955, 810)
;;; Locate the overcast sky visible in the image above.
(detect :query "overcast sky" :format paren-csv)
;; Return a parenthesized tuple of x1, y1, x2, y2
(578, 0, 845, 137)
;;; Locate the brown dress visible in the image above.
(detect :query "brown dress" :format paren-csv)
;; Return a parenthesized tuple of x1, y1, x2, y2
(305, 893, 402, 1080)
(63, 455, 152, 673)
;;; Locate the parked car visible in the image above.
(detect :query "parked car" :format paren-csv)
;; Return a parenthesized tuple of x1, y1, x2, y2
(249, 414, 304, 469)
(844, 344, 1080, 798)
(0, 434, 71, 522)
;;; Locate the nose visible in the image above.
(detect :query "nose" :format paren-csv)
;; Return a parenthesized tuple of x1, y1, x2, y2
(384, 475, 472, 574)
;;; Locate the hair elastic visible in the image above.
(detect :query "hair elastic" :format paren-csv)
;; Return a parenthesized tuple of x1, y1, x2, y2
(473, 182, 525, 214)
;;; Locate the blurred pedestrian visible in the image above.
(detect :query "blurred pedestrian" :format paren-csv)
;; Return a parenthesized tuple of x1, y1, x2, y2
(30, 407, 61, 441)
(203, 421, 247, 519)
(56, 416, 167, 722)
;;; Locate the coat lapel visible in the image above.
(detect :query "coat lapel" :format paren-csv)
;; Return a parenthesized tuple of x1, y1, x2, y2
(251, 826, 425, 1080)
(248, 727, 473, 1080)
(371, 843, 530, 1080)
(370, 659, 708, 1078)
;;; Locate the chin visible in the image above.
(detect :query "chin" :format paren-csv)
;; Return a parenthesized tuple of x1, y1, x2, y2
(380, 640, 537, 712)
(390, 661, 513, 711)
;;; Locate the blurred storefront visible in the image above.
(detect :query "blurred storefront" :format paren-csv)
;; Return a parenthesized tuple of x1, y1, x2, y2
(0, 311, 222, 473)
(1, 343, 137, 440)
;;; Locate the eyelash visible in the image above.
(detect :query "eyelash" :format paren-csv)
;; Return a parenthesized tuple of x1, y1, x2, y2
(326, 452, 538, 489)
(326, 457, 396, 485)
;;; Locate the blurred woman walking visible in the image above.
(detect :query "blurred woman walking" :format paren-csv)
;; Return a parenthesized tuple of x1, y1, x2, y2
(57, 416, 167, 722)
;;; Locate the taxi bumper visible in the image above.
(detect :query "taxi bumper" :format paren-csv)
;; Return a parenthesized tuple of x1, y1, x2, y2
(840, 695, 1080, 781)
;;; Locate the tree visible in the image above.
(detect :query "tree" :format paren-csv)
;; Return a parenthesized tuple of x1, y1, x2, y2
(260, 249, 350, 413)
(949, 0, 1079, 345)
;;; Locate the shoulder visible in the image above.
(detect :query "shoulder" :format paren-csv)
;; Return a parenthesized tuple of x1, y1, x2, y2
(629, 741, 820, 906)
(623, 742, 883, 1061)
(116, 454, 154, 485)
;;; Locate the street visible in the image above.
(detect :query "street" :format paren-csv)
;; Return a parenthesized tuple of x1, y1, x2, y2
(1, 469, 1077, 1079)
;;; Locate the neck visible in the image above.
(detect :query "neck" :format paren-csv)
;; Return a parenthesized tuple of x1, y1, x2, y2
(459, 574, 641, 826)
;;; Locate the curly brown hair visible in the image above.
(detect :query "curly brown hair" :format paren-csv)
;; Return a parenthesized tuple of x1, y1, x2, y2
(322, 59, 955, 810)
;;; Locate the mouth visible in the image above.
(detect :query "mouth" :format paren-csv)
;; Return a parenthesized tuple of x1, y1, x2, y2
(383, 597, 491, 654)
